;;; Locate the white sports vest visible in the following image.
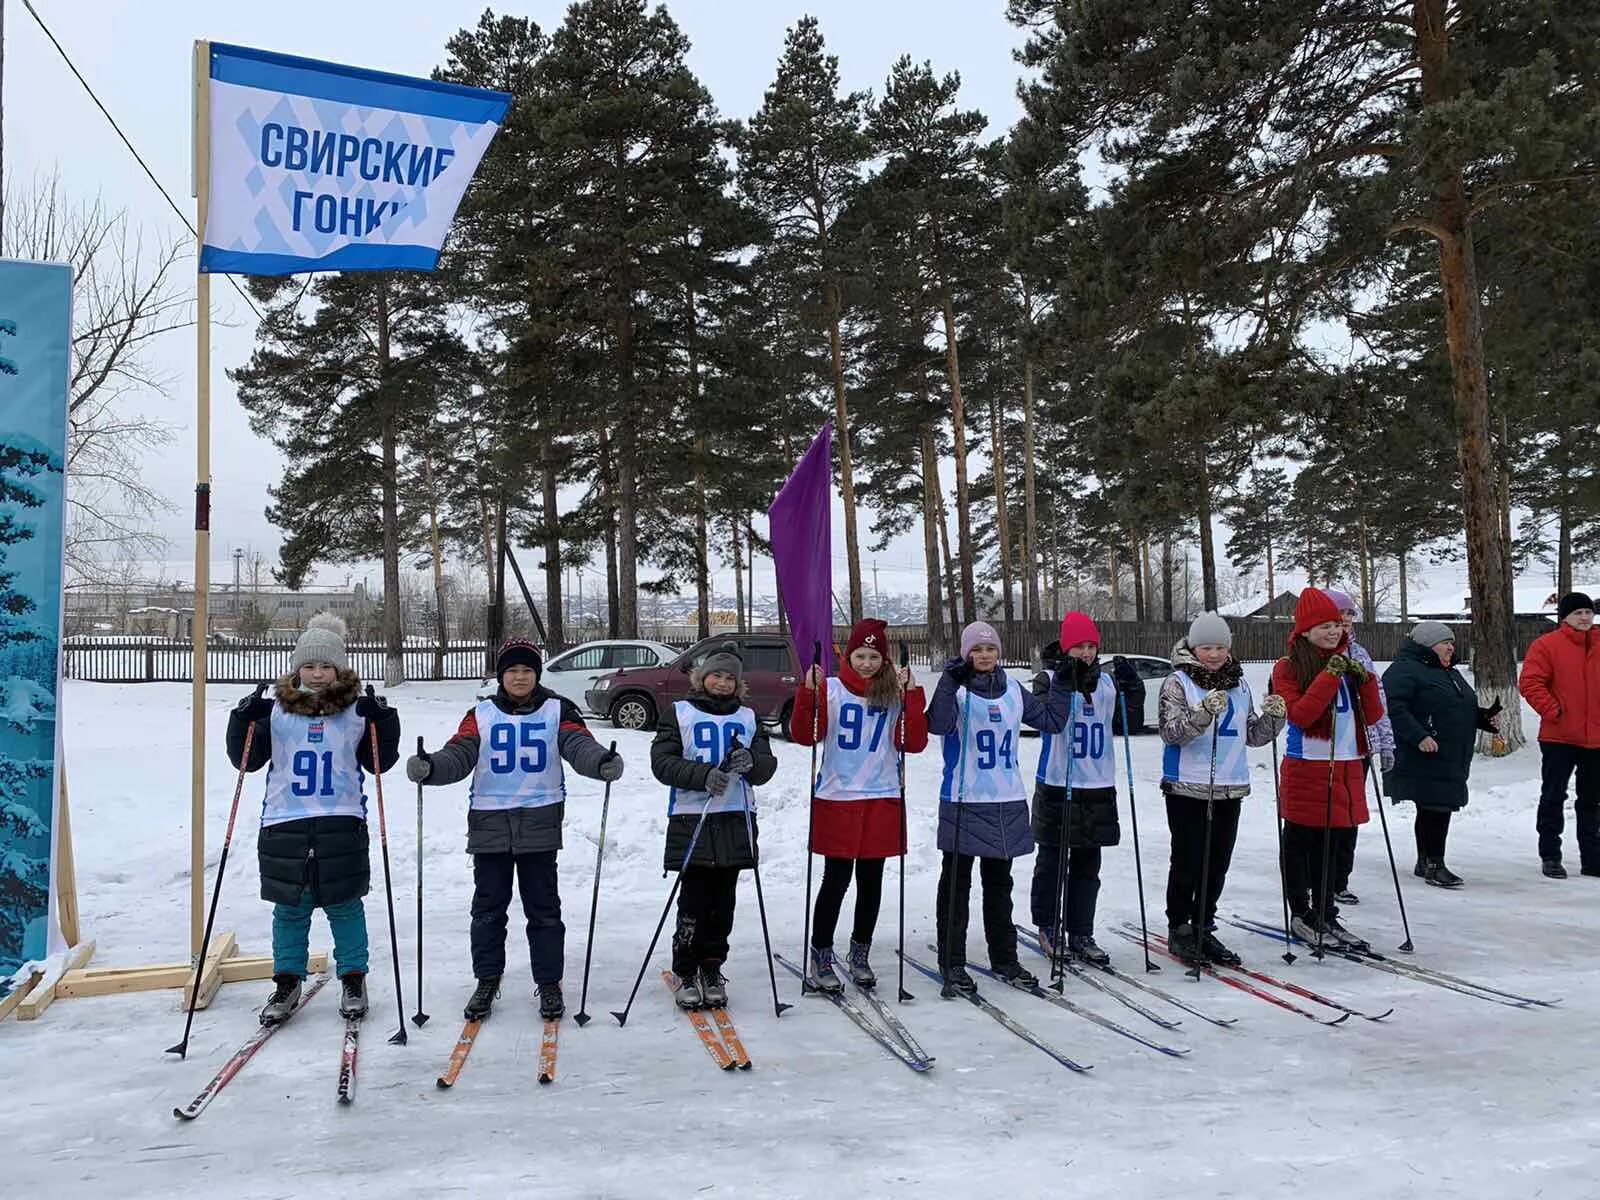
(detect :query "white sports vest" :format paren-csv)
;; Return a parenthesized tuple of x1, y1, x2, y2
(941, 677, 1026, 805)
(1037, 675, 1118, 790)
(814, 677, 903, 802)
(261, 701, 367, 827)
(1285, 678, 1360, 762)
(669, 701, 758, 816)
(469, 697, 565, 811)
(1162, 672, 1253, 787)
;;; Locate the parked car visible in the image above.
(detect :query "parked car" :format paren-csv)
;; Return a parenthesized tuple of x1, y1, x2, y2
(1019, 650, 1173, 736)
(587, 633, 802, 734)
(477, 639, 678, 714)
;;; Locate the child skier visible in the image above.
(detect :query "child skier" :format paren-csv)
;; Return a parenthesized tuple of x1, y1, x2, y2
(790, 618, 928, 992)
(928, 620, 1071, 995)
(1324, 588, 1395, 905)
(226, 613, 401, 1025)
(1272, 589, 1385, 950)
(650, 643, 778, 1009)
(1158, 612, 1285, 965)
(405, 640, 623, 1022)
(1029, 613, 1120, 967)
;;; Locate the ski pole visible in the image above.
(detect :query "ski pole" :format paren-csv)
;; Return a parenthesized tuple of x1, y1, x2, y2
(939, 682, 974, 988)
(896, 641, 913, 1003)
(574, 740, 618, 1027)
(1353, 690, 1414, 953)
(1269, 719, 1296, 965)
(411, 736, 429, 1028)
(167, 696, 259, 1059)
(798, 641, 822, 994)
(738, 738, 792, 1018)
(368, 703, 408, 1045)
(612, 732, 740, 1026)
(1050, 691, 1077, 992)
(1118, 690, 1158, 974)
(1313, 687, 1340, 961)
(1188, 720, 1220, 981)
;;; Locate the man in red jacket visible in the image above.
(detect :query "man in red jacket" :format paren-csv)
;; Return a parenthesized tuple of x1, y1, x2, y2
(1518, 592, 1600, 878)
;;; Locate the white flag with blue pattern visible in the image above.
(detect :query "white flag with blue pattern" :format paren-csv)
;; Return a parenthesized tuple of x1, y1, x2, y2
(200, 42, 512, 276)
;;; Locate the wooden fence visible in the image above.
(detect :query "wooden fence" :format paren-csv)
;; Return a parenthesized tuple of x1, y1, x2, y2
(63, 640, 492, 683)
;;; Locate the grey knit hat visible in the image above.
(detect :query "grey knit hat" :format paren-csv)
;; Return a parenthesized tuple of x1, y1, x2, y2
(692, 641, 744, 688)
(291, 612, 349, 672)
(1187, 611, 1233, 650)
(1410, 620, 1455, 648)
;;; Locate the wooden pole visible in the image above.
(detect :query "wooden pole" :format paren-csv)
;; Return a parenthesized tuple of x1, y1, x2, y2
(190, 40, 212, 957)
(54, 763, 79, 948)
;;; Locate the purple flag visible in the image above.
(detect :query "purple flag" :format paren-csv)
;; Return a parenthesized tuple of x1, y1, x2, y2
(768, 421, 835, 673)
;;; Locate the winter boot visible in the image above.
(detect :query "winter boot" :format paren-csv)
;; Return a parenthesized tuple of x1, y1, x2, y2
(1034, 926, 1059, 961)
(1289, 912, 1329, 947)
(806, 945, 844, 994)
(1067, 933, 1111, 968)
(1413, 857, 1428, 879)
(939, 963, 978, 999)
(672, 972, 703, 1010)
(1421, 858, 1464, 889)
(260, 973, 302, 1026)
(1166, 923, 1203, 966)
(464, 976, 500, 1022)
(1200, 930, 1242, 968)
(1322, 916, 1370, 953)
(1334, 888, 1359, 905)
(846, 939, 877, 989)
(699, 964, 728, 1009)
(338, 971, 368, 1019)
(538, 981, 565, 1020)
(989, 959, 1039, 989)
(1543, 859, 1567, 879)
(1581, 866, 1600, 879)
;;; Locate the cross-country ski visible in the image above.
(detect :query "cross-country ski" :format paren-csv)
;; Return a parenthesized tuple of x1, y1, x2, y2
(172, 975, 331, 1120)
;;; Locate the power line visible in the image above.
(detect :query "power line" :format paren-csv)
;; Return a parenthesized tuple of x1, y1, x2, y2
(20, 0, 264, 322)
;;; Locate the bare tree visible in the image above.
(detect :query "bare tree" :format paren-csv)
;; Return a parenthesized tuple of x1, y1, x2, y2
(4, 175, 188, 581)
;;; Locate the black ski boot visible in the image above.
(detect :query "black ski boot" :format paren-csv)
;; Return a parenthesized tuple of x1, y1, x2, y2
(1543, 859, 1567, 879)
(464, 976, 500, 1022)
(989, 959, 1039, 989)
(672, 971, 703, 1009)
(699, 964, 728, 1008)
(338, 971, 368, 1019)
(1323, 917, 1370, 953)
(538, 981, 564, 1020)
(1166, 923, 1204, 966)
(1067, 933, 1111, 968)
(1201, 930, 1242, 967)
(260, 973, 302, 1026)
(1421, 858, 1464, 889)
(1334, 888, 1359, 905)
(940, 963, 978, 998)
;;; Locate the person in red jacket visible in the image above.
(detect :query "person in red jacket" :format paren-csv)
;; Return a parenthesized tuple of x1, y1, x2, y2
(791, 618, 928, 992)
(1518, 592, 1600, 878)
(1272, 588, 1385, 950)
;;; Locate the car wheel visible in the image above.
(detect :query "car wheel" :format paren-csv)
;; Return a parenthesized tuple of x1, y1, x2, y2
(610, 693, 656, 731)
(777, 700, 795, 741)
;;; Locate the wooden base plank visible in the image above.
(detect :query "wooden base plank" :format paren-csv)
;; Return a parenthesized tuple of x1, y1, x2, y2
(0, 972, 43, 1023)
(182, 930, 239, 1010)
(17, 941, 97, 1021)
(50, 951, 329, 1003)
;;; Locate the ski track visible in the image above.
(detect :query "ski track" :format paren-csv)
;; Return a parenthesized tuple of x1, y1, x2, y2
(4, 672, 1598, 1198)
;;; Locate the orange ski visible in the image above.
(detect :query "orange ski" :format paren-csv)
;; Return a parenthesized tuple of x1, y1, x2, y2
(708, 1005, 752, 1070)
(537, 1018, 560, 1084)
(436, 1018, 483, 1089)
(662, 972, 735, 1070)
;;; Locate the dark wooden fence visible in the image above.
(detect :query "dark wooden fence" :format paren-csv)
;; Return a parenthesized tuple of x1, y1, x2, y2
(63, 640, 491, 683)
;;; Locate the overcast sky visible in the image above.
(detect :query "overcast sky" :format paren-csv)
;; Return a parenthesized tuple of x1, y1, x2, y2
(5, 0, 1029, 599)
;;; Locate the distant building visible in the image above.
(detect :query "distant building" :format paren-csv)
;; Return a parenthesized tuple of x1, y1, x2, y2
(65, 581, 371, 637)
(1218, 591, 1299, 620)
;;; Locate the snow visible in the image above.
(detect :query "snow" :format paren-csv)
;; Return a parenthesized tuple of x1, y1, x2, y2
(0, 676, 55, 729)
(3, 672, 1597, 1199)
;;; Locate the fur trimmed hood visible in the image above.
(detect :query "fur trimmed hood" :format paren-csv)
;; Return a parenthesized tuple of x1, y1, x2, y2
(274, 668, 362, 716)
(1170, 640, 1244, 691)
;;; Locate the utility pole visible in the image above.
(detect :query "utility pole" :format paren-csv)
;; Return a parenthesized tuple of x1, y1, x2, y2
(232, 548, 243, 618)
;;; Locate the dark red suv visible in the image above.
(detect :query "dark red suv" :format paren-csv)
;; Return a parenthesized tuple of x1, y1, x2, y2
(585, 633, 802, 735)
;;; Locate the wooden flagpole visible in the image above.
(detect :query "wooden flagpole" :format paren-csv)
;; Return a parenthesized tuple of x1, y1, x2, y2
(190, 36, 211, 959)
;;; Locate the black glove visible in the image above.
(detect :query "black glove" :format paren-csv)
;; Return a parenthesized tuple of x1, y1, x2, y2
(235, 682, 272, 722)
(405, 752, 432, 783)
(705, 767, 732, 796)
(724, 746, 754, 775)
(943, 656, 974, 687)
(356, 685, 387, 720)
(598, 746, 623, 783)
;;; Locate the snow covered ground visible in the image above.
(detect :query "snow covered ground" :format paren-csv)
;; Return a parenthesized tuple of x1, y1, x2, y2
(5, 671, 1598, 1199)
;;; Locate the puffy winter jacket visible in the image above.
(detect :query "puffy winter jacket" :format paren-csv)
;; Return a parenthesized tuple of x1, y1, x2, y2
(1382, 640, 1495, 812)
(1271, 654, 1384, 829)
(651, 689, 777, 871)
(1519, 624, 1600, 750)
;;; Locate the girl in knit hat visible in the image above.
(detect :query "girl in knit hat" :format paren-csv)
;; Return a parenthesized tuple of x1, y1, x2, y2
(650, 642, 778, 1009)
(225, 613, 402, 1025)
(406, 639, 624, 1023)
(926, 620, 1072, 996)
(1157, 611, 1285, 965)
(1271, 589, 1386, 950)
(790, 618, 928, 992)
(1322, 589, 1395, 907)
(1029, 612, 1121, 968)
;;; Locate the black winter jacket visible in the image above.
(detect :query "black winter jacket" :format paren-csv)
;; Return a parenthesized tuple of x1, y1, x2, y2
(1382, 640, 1495, 812)
(651, 690, 777, 871)
(225, 670, 401, 907)
(422, 687, 612, 855)
(1029, 664, 1121, 848)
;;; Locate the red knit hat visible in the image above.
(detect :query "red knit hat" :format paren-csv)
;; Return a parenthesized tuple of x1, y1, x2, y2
(1059, 611, 1101, 651)
(1291, 588, 1344, 641)
(846, 618, 889, 658)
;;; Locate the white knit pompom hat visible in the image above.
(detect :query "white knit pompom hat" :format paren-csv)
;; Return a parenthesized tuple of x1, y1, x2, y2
(291, 612, 349, 672)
